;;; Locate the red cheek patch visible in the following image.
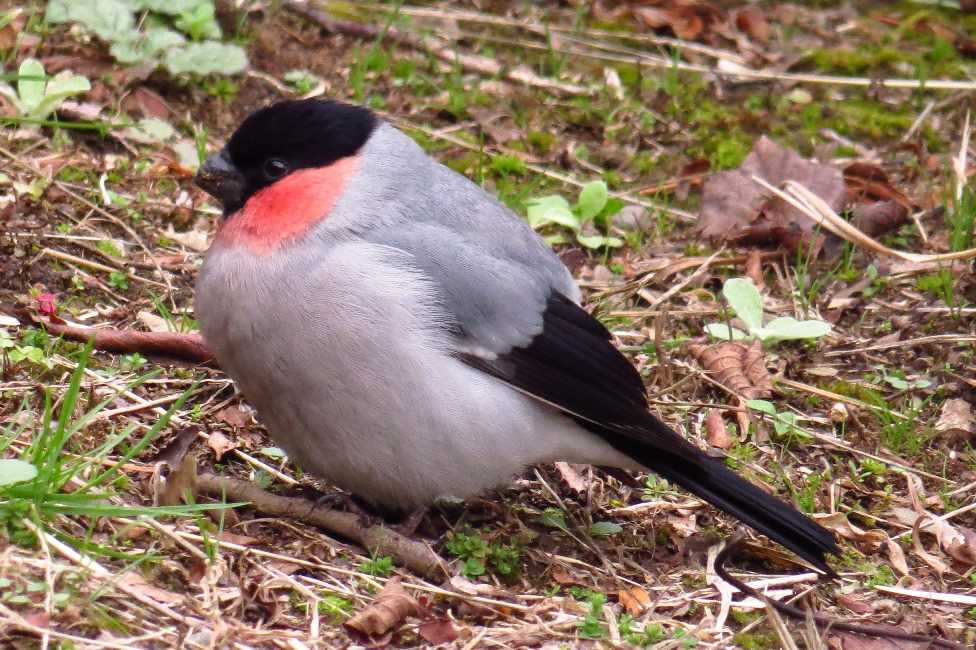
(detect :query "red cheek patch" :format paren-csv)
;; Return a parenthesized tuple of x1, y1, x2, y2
(216, 155, 360, 254)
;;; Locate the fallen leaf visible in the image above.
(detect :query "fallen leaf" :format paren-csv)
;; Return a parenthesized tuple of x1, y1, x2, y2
(418, 618, 459, 644)
(812, 512, 887, 550)
(216, 531, 259, 546)
(934, 398, 974, 444)
(836, 593, 873, 615)
(735, 6, 770, 43)
(743, 248, 765, 290)
(851, 201, 909, 239)
(215, 404, 249, 429)
(118, 571, 183, 604)
(554, 461, 588, 493)
(163, 224, 210, 252)
(137, 310, 175, 333)
(345, 577, 418, 640)
(688, 340, 773, 400)
(704, 409, 732, 449)
(699, 136, 846, 253)
(617, 587, 651, 616)
(207, 430, 237, 461)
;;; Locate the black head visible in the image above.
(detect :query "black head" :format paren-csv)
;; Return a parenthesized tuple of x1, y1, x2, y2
(195, 99, 378, 214)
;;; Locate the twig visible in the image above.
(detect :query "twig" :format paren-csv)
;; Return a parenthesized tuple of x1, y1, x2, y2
(20, 311, 213, 364)
(195, 472, 447, 580)
(875, 585, 976, 607)
(285, 0, 586, 95)
(715, 533, 966, 649)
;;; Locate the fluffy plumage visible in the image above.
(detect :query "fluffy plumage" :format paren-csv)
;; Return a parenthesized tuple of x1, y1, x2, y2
(195, 99, 839, 573)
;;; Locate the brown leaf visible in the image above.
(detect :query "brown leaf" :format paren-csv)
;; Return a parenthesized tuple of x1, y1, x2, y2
(851, 201, 909, 239)
(215, 404, 249, 429)
(344, 577, 418, 640)
(207, 430, 238, 461)
(836, 593, 873, 615)
(554, 461, 588, 493)
(934, 398, 974, 444)
(121, 86, 174, 120)
(704, 409, 732, 449)
(735, 6, 770, 43)
(118, 571, 183, 604)
(844, 163, 915, 210)
(743, 248, 765, 290)
(688, 340, 772, 400)
(634, 3, 721, 41)
(617, 587, 651, 616)
(418, 618, 459, 644)
(812, 513, 886, 551)
(699, 136, 846, 253)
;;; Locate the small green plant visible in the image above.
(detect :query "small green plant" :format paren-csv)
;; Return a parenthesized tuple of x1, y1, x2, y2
(283, 69, 322, 95)
(359, 554, 395, 577)
(947, 186, 975, 253)
(317, 594, 355, 623)
(108, 271, 130, 291)
(577, 590, 607, 639)
(444, 531, 522, 580)
(0, 58, 90, 122)
(705, 278, 831, 345)
(46, 0, 247, 77)
(746, 399, 806, 440)
(526, 180, 623, 249)
(618, 614, 666, 646)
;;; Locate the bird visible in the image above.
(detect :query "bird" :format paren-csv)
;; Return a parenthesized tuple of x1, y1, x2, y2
(193, 98, 839, 573)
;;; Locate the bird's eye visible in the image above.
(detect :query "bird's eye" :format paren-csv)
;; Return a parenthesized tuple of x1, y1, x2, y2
(262, 158, 289, 180)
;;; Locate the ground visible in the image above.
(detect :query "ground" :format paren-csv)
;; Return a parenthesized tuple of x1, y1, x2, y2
(1, 1, 975, 648)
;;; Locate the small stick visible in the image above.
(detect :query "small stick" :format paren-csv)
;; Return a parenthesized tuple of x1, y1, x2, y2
(195, 473, 446, 580)
(714, 533, 966, 649)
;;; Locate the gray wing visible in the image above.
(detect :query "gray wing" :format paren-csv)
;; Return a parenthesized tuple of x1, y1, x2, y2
(362, 212, 578, 355)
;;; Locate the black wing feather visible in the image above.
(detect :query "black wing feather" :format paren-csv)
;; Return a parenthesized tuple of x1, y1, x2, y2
(459, 292, 839, 573)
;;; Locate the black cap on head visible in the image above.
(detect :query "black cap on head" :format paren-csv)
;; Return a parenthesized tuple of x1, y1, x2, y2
(195, 99, 377, 214)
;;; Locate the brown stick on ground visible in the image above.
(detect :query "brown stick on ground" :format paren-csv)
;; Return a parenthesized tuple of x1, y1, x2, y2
(196, 472, 446, 580)
(284, 0, 587, 96)
(10, 309, 214, 364)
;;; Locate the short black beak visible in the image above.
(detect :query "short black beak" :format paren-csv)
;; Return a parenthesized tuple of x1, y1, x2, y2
(195, 149, 245, 214)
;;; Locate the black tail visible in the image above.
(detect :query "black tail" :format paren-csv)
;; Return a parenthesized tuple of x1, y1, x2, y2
(601, 422, 839, 574)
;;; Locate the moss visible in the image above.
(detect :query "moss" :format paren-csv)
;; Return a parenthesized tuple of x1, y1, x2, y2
(734, 632, 781, 649)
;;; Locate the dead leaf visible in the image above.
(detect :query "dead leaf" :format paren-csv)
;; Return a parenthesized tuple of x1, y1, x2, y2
(118, 571, 183, 604)
(137, 310, 175, 333)
(735, 6, 770, 43)
(704, 409, 732, 449)
(617, 587, 651, 616)
(216, 531, 260, 546)
(163, 224, 210, 252)
(885, 538, 909, 576)
(215, 404, 249, 429)
(699, 136, 846, 253)
(634, 2, 723, 41)
(851, 201, 909, 239)
(744, 248, 765, 290)
(554, 461, 588, 493)
(207, 430, 238, 461)
(345, 577, 418, 640)
(688, 340, 773, 400)
(812, 512, 887, 551)
(934, 398, 974, 444)
(836, 593, 873, 615)
(418, 618, 459, 644)
(121, 86, 174, 120)
(149, 428, 199, 506)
